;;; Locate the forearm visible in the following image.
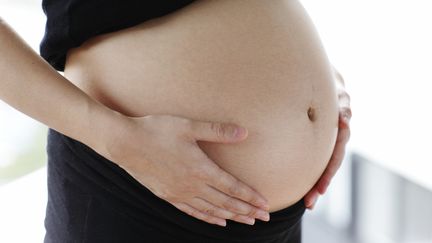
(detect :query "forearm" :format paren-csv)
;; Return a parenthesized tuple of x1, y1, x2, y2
(0, 18, 125, 153)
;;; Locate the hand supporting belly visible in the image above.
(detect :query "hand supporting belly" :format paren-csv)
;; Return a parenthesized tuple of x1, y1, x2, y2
(64, 0, 340, 212)
(194, 96, 338, 212)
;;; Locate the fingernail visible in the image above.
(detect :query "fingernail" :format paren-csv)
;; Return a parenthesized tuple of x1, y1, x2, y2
(310, 195, 319, 209)
(306, 194, 317, 208)
(310, 202, 317, 210)
(258, 212, 270, 221)
(233, 127, 246, 138)
(257, 211, 270, 221)
(217, 220, 227, 227)
(244, 217, 255, 225)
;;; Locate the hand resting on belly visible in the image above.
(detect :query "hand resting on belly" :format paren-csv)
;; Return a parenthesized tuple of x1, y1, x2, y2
(64, 0, 340, 225)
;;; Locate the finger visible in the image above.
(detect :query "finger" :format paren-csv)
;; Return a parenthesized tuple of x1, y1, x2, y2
(189, 197, 235, 219)
(189, 197, 256, 225)
(339, 106, 352, 125)
(304, 189, 320, 210)
(206, 165, 270, 211)
(337, 91, 351, 106)
(171, 202, 227, 227)
(316, 126, 350, 194)
(316, 147, 345, 194)
(188, 120, 248, 143)
(188, 150, 269, 211)
(202, 184, 270, 221)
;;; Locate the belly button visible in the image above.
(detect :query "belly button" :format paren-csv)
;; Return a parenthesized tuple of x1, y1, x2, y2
(307, 107, 316, 122)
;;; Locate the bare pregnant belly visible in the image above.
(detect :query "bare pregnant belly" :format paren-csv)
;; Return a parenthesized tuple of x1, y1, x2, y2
(64, 0, 339, 212)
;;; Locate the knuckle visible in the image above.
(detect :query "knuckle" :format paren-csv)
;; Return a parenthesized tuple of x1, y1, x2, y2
(221, 197, 237, 211)
(204, 208, 216, 216)
(227, 181, 242, 196)
(211, 122, 236, 139)
(250, 196, 262, 206)
(210, 122, 224, 138)
(176, 118, 194, 140)
(246, 207, 258, 218)
(222, 198, 235, 210)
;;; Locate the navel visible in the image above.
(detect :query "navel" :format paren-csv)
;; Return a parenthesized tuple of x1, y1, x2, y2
(307, 106, 316, 122)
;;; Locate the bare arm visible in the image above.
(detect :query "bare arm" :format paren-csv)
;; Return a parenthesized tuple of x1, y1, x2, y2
(0, 17, 123, 153)
(0, 17, 270, 226)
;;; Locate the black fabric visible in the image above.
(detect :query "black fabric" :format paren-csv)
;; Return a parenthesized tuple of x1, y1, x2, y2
(39, 0, 196, 71)
(44, 127, 306, 243)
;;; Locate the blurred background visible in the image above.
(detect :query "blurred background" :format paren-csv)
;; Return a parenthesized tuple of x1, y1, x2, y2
(1, 0, 431, 242)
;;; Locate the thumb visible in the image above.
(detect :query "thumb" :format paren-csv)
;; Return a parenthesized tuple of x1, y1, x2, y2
(189, 120, 248, 143)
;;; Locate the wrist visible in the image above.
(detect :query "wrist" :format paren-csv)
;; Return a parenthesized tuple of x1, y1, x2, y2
(84, 101, 132, 161)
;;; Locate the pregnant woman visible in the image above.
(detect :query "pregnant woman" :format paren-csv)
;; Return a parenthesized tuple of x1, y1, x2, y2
(0, 0, 352, 242)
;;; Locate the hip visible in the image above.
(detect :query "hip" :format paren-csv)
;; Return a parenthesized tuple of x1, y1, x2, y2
(45, 127, 305, 243)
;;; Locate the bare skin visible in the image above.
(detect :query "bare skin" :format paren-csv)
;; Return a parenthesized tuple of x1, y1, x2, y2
(0, 0, 352, 228)
(0, 17, 269, 228)
(304, 67, 352, 209)
(65, 0, 347, 225)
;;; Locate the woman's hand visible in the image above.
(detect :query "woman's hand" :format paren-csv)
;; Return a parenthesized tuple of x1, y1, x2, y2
(102, 114, 270, 227)
(304, 67, 352, 209)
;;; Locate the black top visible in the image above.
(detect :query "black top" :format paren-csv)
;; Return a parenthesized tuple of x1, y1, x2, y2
(39, 0, 196, 71)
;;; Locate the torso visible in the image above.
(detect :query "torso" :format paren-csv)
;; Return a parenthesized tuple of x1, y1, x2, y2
(64, 0, 339, 212)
